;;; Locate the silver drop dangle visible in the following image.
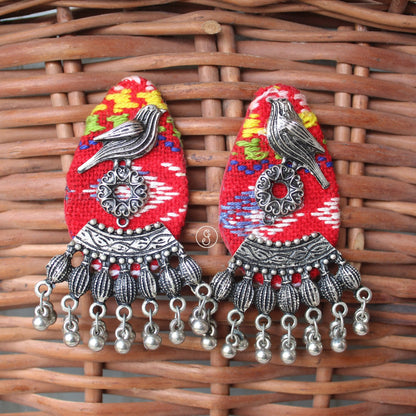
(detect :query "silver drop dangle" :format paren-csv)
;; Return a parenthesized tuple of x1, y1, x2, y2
(190, 283, 215, 337)
(303, 307, 323, 356)
(255, 314, 272, 364)
(201, 320, 218, 351)
(221, 309, 245, 359)
(353, 287, 372, 336)
(33, 280, 56, 331)
(169, 297, 186, 345)
(142, 300, 161, 350)
(114, 305, 134, 354)
(88, 303, 108, 352)
(280, 314, 297, 364)
(330, 302, 348, 353)
(61, 295, 80, 347)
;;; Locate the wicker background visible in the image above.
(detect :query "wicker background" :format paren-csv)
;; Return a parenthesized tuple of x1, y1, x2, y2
(0, 1, 416, 415)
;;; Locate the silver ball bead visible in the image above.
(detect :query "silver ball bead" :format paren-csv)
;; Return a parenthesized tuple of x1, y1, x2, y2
(201, 335, 217, 351)
(143, 333, 162, 350)
(237, 337, 249, 352)
(128, 330, 136, 344)
(32, 315, 48, 331)
(169, 329, 185, 345)
(63, 331, 80, 347)
(256, 348, 272, 364)
(307, 341, 323, 356)
(114, 338, 131, 354)
(88, 336, 105, 352)
(280, 348, 296, 364)
(47, 310, 57, 326)
(353, 320, 369, 336)
(221, 343, 237, 359)
(331, 337, 347, 353)
(190, 318, 209, 336)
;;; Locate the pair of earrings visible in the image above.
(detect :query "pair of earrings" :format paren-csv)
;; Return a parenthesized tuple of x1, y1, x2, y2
(33, 77, 371, 363)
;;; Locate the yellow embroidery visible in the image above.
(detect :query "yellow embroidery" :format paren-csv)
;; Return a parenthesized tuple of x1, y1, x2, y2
(299, 111, 318, 128)
(92, 103, 107, 113)
(241, 113, 266, 139)
(106, 88, 139, 113)
(137, 90, 168, 110)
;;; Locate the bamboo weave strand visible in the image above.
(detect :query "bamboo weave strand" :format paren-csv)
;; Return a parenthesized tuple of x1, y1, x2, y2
(0, 1, 415, 415)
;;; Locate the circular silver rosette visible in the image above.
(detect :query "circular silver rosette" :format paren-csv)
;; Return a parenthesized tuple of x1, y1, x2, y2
(97, 165, 148, 227)
(254, 164, 304, 224)
(210, 232, 372, 364)
(32, 220, 213, 353)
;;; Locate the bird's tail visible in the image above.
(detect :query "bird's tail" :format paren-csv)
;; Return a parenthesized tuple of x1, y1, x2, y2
(308, 160, 330, 190)
(78, 155, 100, 174)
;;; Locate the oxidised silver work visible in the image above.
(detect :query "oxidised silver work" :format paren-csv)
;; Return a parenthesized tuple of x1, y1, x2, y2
(78, 104, 165, 227)
(78, 105, 165, 174)
(254, 98, 330, 225)
(97, 165, 148, 227)
(210, 232, 372, 364)
(267, 98, 329, 190)
(254, 164, 304, 224)
(33, 219, 209, 353)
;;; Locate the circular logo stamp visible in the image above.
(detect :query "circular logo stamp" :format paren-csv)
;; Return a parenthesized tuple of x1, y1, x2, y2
(195, 225, 219, 249)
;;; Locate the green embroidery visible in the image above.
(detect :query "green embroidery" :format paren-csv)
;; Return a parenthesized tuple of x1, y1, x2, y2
(84, 114, 105, 135)
(167, 115, 182, 146)
(107, 114, 129, 128)
(236, 138, 269, 160)
(158, 126, 167, 133)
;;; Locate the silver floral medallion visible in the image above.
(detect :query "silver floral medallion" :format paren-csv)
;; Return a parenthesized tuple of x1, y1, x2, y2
(97, 165, 148, 227)
(254, 164, 304, 224)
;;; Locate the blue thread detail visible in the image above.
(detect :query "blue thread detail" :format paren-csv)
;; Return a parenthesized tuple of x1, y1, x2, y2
(79, 145, 89, 150)
(171, 147, 181, 152)
(158, 134, 166, 141)
(64, 186, 75, 202)
(220, 190, 262, 237)
(326, 161, 333, 167)
(245, 170, 255, 175)
(253, 164, 262, 171)
(165, 141, 173, 147)
(235, 194, 252, 200)
(238, 165, 247, 171)
(89, 139, 97, 146)
(230, 160, 238, 165)
(261, 159, 269, 164)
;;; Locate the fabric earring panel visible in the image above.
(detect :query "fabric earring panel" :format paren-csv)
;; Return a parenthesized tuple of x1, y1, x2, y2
(33, 76, 216, 353)
(212, 84, 372, 364)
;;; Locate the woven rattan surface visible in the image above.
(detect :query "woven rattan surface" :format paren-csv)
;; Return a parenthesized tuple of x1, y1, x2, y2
(0, 1, 416, 415)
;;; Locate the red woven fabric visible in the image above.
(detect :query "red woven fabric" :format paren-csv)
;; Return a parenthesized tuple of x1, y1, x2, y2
(219, 84, 340, 281)
(65, 76, 188, 239)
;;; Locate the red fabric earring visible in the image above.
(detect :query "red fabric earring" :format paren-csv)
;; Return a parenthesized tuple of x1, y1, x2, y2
(212, 84, 372, 364)
(33, 77, 213, 353)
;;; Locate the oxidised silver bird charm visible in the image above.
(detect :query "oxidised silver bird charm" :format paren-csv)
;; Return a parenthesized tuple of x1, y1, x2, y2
(78, 104, 165, 228)
(255, 98, 330, 224)
(78, 104, 165, 173)
(267, 98, 329, 189)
